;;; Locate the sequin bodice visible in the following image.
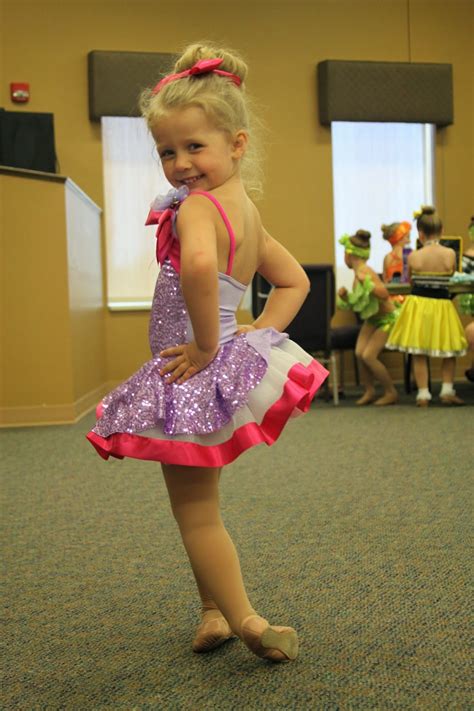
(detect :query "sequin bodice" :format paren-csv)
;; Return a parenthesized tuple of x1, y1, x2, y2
(148, 260, 187, 357)
(148, 260, 247, 357)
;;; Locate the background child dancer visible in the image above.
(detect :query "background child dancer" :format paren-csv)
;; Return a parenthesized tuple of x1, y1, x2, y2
(382, 221, 412, 283)
(460, 216, 474, 381)
(87, 43, 329, 662)
(386, 206, 467, 406)
(337, 230, 399, 405)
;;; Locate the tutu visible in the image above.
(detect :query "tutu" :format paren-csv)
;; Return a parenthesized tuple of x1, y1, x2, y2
(87, 188, 328, 466)
(386, 295, 467, 357)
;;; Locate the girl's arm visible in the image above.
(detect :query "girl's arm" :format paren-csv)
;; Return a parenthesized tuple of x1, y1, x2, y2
(177, 198, 219, 353)
(159, 198, 219, 383)
(252, 229, 310, 331)
(357, 265, 390, 300)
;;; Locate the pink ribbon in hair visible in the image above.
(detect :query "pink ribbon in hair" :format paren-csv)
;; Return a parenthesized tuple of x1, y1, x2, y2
(152, 58, 242, 94)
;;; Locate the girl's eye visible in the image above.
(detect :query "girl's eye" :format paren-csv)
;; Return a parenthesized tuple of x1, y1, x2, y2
(159, 149, 174, 159)
(189, 143, 203, 151)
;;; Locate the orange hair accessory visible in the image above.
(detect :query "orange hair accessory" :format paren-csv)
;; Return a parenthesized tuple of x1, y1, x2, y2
(388, 221, 411, 246)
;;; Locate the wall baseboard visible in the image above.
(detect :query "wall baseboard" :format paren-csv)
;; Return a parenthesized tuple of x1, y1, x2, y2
(0, 382, 111, 428)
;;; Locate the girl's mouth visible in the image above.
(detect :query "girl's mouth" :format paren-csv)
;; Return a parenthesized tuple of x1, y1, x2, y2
(181, 175, 204, 186)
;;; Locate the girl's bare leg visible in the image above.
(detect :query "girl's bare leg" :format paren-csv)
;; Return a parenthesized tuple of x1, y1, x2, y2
(412, 354, 431, 405)
(441, 357, 455, 384)
(189, 468, 234, 651)
(440, 357, 465, 405)
(413, 355, 429, 389)
(361, 328, 398, 405)
(193, 468, 223, 619)
(355, 322, 377, 404)
(162, 463, 255, 636)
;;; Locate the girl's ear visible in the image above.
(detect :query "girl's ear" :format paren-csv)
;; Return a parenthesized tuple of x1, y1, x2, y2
(231, 130, 248, 159)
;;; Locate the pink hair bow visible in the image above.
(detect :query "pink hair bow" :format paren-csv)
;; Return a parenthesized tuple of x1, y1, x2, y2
(152, 58, 241, 94)
(145, 187, 189, 273)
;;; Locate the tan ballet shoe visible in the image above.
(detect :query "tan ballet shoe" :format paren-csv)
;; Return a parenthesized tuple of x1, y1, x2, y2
(241, 614, 299, 662)
(416, 399, 430, 407)
(356, 392, 376, 406)
(374, 393, 398, 406)
(440, 394, 465, 406)
(192, 614, 234, 653)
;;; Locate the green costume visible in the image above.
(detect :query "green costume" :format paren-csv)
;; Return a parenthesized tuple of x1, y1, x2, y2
(337, 269, 400, 332)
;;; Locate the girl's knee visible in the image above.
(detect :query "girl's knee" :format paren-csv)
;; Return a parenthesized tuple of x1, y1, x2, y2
(359, 348, 374, 364)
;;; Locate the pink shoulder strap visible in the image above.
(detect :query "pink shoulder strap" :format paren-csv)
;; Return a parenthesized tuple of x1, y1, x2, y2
(189, 191, 236, 276)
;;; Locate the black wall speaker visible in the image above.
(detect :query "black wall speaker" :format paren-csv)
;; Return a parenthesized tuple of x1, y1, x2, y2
(0, 110, 57, 173)
(88, 50, 176, 120)
(318, 60, 453, 126)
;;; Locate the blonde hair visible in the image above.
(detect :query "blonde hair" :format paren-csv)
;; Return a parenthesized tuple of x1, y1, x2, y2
(140, 42, 264, 197)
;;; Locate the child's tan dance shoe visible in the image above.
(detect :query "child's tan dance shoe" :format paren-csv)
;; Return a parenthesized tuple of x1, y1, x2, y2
(192, 614, 234, 653)
(440, 394, 465, 406)
(241, 614, 299, 662)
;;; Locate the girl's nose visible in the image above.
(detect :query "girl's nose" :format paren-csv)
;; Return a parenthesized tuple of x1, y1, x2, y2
(175, 152, 191, 172)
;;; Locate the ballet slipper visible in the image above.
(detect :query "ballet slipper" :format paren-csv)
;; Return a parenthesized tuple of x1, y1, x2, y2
(374, 392, 398, 406)
(416, 399, 430, 407)
(192, 614, 234, 653)
(440, 394, 465, 406)
(240, 614, 299, 662)
(356, 392, 376, 406)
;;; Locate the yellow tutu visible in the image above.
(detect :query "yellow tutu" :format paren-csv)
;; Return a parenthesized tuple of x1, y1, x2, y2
(386, 295, 467, 357)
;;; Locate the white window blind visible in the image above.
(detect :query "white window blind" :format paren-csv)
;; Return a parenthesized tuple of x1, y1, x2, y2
(331, 122, 435, 290)
(102, 117, 171, 309)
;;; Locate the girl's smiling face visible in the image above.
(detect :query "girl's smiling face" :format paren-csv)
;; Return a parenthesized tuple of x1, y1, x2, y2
(152, 106, 246, 192)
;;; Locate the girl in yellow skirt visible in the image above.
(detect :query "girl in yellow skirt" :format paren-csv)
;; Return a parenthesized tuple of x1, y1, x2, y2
(386, 206, 468, 406)
(337, 230, 399, 406)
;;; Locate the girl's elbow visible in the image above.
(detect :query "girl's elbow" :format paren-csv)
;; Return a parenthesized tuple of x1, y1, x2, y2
(300, 272, 311, 294)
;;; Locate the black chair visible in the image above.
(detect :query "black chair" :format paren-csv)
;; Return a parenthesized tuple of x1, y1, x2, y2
(252, 265, 360, 405)
(330, 317, 361, 393)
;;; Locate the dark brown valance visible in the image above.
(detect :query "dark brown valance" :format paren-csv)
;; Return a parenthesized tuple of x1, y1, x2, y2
(88, 50, 175, 121)
(317, 60, 453, 127)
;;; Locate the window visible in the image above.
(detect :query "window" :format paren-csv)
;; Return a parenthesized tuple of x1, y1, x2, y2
(331, 122, 435, 289)
(102, 117, 171, 309)
(102, 116, 252, 312)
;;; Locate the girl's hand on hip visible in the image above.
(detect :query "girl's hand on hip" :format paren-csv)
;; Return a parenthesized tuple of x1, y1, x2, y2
(159, 342, 218, 384)
(236, 324, 256, 335)
(337, 287, 348, 299)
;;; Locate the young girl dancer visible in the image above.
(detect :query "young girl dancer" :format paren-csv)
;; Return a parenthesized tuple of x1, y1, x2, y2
(382, 221, 411, 283)
(337, 230, 399, 406)
(386, 206, 467, 406)
(87, 43, 328, 662)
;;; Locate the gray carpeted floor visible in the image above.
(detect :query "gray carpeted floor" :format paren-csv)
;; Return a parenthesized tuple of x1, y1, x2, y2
(2, 384, 473, 710)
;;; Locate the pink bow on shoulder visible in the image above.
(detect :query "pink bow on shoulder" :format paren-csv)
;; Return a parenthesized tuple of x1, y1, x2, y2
(145, 186, 189, 273)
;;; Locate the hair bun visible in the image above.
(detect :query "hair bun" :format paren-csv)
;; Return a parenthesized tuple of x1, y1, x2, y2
(174, 42, 248, 83)
(356, 229, 371, 241)
(381, 223, 397, 241)
(421, 205, 436, 215)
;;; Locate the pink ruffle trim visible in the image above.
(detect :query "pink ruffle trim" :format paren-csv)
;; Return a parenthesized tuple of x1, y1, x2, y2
(86, 360, 328, 467)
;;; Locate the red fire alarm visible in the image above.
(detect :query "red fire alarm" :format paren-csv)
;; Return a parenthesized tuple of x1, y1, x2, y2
(11, 83, 30, 103)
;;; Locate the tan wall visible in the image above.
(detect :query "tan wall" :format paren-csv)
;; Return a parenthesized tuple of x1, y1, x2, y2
(2, 0, 473, 392)
(1, 175, 74, 410)
(0, 172, 107, 425)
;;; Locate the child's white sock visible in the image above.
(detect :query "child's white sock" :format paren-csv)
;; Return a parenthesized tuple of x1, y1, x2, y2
(440, 382, 456, 397)
(416, 388, 432, 401)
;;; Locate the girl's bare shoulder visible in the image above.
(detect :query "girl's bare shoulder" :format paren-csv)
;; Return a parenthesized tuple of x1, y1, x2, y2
(357, 263, 379, 283)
